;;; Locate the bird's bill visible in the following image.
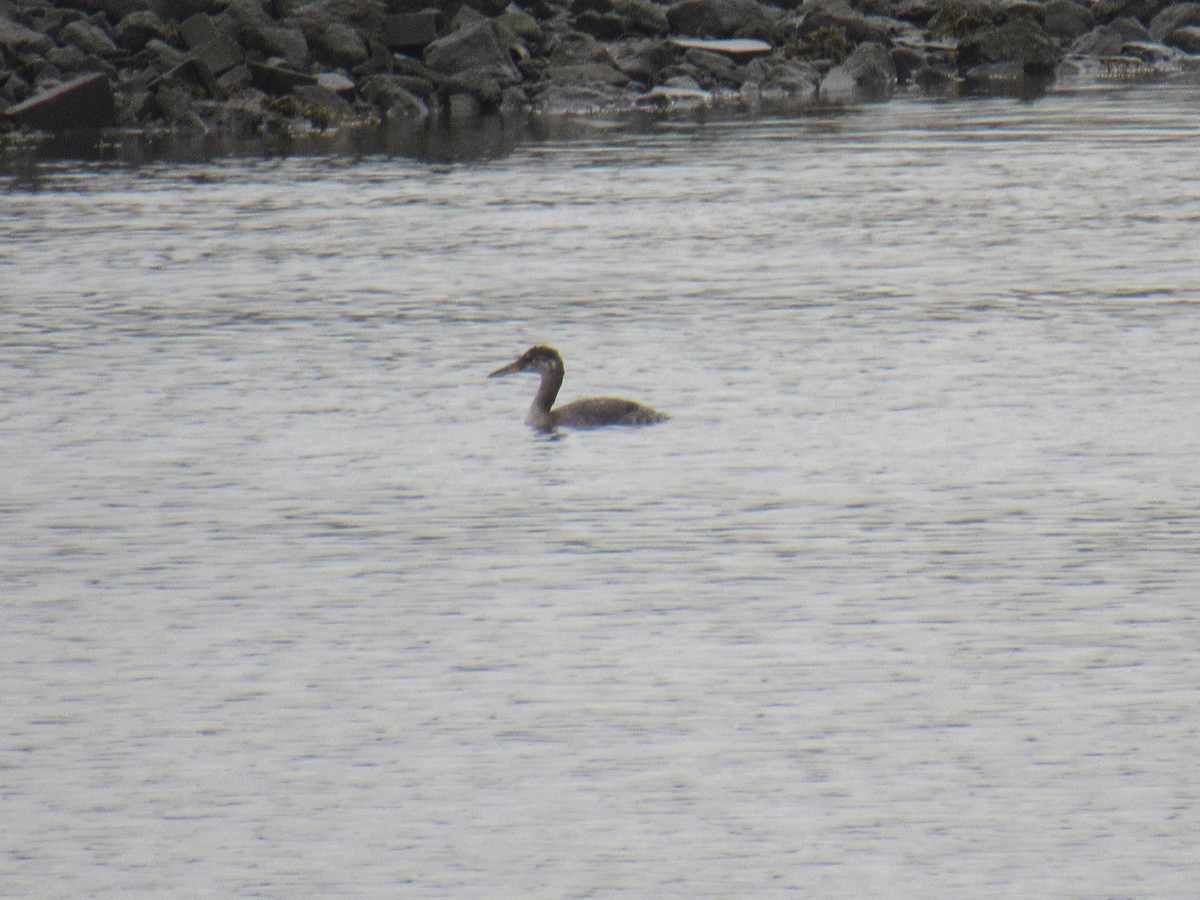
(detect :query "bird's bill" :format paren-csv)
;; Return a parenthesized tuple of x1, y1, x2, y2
(488, 358, 525, 378)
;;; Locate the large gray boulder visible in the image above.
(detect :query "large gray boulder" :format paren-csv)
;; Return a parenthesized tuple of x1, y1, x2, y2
(3, 72, 116, 129)
(820, 41, 895, 100)
(425, 21, 522, 82)
(958, 18, 1059, 72)
(1149, 1, 1200, 38)
(666, 0, 780, 38)
(0, 14, 54, 56)
(1044, 0, 1095, 39)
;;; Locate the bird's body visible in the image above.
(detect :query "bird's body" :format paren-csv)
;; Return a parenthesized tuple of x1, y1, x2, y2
(489, 345, 668, 431)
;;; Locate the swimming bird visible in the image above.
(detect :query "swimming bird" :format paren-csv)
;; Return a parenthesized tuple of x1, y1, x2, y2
(489, 345, 669, 431)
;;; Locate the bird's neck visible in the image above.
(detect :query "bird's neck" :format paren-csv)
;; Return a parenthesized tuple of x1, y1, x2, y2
(527, 368, 562, 428)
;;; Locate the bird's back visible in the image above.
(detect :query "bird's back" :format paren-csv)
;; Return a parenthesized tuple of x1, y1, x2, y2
(552, 397, 669, 428)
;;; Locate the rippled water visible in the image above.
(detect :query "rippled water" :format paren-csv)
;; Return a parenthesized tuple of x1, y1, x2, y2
(4, 85, 1200, 896)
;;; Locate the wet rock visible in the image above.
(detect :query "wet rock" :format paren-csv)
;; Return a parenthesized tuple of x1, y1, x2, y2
(249, 60, 317, 93)
(3, 72, 116, 129)
(611, 37, 678, 82)
(180, 13, 245, 74)
(425, 21, 522, 82)
(0, 15, 55, 57)
(914, 61, 956, 94)
(742, 55, 819, 99)
(1165, 22, 1200, 48)
(576, 11, 627, 38)
(962, 58, 1048, 95)
(113, 11, 169, 52)
(820, 40, 895, 100)
(1094, 0, 1170, 23)
(666, 0, 781, 38)
(217, 62, 253, 93)
(889, 43, 925, 83)
(1120, 38, 1178, 60)
(360, 72, 430, 119)
(958, 18, 1058, 73)
(794, 9, 896, 48)
(294, 82, 352, 116)
(61, 20, 120, 58)
(384, 12, 441, 51)
(681, 46, 745, 85)
(1044, 0, 1094, 40)
(235, 22, 310, 68)
(1149, 1, 1200, 38)
(142, 37, 189, 74)
(613, 0, 671, 35)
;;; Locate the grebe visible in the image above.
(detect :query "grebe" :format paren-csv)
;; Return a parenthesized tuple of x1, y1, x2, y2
(489, 345, 669, 431)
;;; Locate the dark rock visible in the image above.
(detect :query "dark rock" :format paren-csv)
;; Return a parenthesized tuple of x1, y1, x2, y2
(446, 91, 481, 118)
(925, 0, 1003, 38)
(795, 10, 895, 47)
(1112, 14, 1156, 37)
(958, 18, 1058, 72)
(890, 43, 925, 82)
(314, 22, 370, 66)
(425, 21, 521, 82)
(0, 15, 55, 56)
(466, 0, 511, 15)
(88, 0, 158, 21)
(1044, 0, 1094, 40)
(150, 77, 203, 125)
(914, 61, 956, 93)
(162, 57, 221, 96)
(963, 59, 1027, 88)
(548, 31, 615, 65)
(683, 46, 745, 85)
(46, 44, 93, 76)
(666, 0, 779, 38)
(1120, 38, 1177, 59)
(114, 10, 168, 52)
(238, 22, 310, 69)
(148, 0, 215, 22)
(1069, 23, 1123, 54)
(217, 61, 253, 93)
(360, 71, 429, 118)
(383, 11, 440, 51)
(1149, 1, 1200, 38)
(3, 72, 115, 129)
(743, 54, 818, 98)
(496, 4, 544, 42)
(293, 82, 352, 115)
(218, 0, 272, 28)
(141, 37, 188, 73)
(576, 10, 627, 37)
(612, 0, 671, 34)
(1094, 0, 1170, 23)
(1, 71, 32, 106)
(180, 13, 244, 73)
(611, 38, 677, 82)
(249, 60, 317, 93)
(820, 40, 894, 99)
(547, 60, 632, 85)
(60, 20, 120, 57)
(1166, 22, 1200, 48)
(1001, 0, 1045, 23)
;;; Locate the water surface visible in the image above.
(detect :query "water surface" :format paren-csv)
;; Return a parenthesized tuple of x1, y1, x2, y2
(3, 85, 1200, 896)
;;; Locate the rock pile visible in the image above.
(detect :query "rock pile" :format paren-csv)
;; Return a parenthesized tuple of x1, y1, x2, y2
(2, 0, 1200, 135)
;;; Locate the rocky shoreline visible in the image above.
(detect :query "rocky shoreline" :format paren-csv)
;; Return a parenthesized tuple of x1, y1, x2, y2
(3, 0, 1200, 141)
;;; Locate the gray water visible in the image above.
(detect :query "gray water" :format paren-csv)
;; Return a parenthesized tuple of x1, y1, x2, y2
(3, 84, 1200, 897)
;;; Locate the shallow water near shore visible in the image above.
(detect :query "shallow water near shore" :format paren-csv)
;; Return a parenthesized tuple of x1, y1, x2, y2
(4, 84, 1200, 896)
